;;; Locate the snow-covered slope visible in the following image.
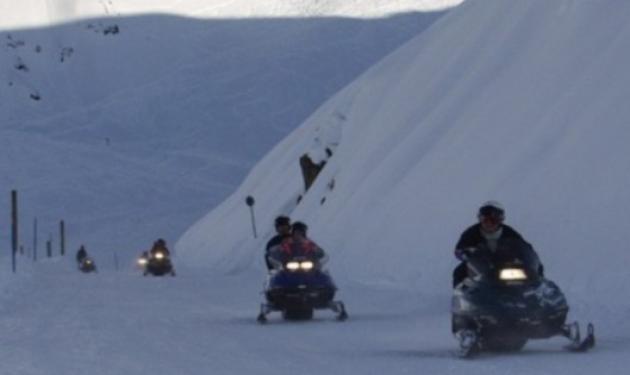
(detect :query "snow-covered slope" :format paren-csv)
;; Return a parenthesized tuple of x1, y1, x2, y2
(1, 1, 460, 260)
(1, 0, 463, 29)
(178, 0, 630, 295)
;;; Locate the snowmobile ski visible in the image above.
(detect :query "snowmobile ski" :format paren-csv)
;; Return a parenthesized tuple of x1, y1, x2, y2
(564, 322, 595, 352)
(455, 329, 479, 358)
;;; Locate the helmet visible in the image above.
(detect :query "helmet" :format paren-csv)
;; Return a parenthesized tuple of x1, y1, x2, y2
(156, 238, 166, 246)
(274, 215, 290, 227)
(291, 221, 308, 234)
(478, 200, 505, 221)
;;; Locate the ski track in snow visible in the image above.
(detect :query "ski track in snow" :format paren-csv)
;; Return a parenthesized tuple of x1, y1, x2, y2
(0, 260, 627, 375)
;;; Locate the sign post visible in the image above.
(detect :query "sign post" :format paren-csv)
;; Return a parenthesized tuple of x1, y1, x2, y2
(245, 196, 257, 239)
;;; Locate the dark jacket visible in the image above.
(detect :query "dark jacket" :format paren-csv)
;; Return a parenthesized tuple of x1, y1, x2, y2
(264, 233, 291, 270)
(76, 247, 87, 263)
(455, 223, 529, 257)
(265, 234, 291, 253)
(452, 224, 542, 286)
(268, 237, 327, 269)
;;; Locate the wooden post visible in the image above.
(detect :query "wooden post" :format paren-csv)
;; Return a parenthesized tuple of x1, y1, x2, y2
(60, 220, 66, 256)
(245, 196, 257, 239)
(11, 190, 18, 273)
(46, 236, 52, 258)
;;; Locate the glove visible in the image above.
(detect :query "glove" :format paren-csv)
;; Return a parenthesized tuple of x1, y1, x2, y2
(455, 247, 477, 260)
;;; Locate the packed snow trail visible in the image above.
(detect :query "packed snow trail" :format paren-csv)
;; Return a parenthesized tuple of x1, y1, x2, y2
(0, 259, 627, 375)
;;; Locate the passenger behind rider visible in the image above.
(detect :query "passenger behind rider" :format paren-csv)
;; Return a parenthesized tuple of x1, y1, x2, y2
(268, 221, 327, 270)
(265, 216, 292, 270)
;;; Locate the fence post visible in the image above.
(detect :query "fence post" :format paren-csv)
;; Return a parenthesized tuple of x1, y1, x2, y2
(46, 236, 52, 258)
(245, 195, 257, 239)
(60, 220, 66, 256)
(11, 190, 18, 273)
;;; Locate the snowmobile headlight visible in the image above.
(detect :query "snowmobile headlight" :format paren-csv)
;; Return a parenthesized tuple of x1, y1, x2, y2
(286, 262, 300, 271)
(137, 258, 148, 265)
(300, 261, 314, 270)
(155, 252, 165, 260)
(499, 268, 527, 281)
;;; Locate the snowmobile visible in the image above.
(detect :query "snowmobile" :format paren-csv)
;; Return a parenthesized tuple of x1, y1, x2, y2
(451, 239, 595, 357)
(143, 249, 176, 277)
(257, 254, 347, 323)
(136, 251, 149, 271)
(78, 257, 97, 273)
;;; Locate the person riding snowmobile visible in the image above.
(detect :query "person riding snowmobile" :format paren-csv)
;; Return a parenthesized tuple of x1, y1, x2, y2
(149, 238, 171, 257)
(144, 239, 175, 276)
(76, 245, 88, 264)
(257, 221, 346, 322)
(453, 201, 542, 287)
(265, 216, 292, 270)
(268, 221, 327, 270)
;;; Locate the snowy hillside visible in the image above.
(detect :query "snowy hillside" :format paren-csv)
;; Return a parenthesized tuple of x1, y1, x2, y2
(178, 0, 630, 294)
(1, 0, 461, 261)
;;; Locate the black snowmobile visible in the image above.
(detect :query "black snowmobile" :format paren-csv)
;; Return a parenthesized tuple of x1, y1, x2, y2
(451, 239, 595, 357)
(257, 253, 347, 323)
(79, 257, 97, 273)
(144, 249, 176, 277)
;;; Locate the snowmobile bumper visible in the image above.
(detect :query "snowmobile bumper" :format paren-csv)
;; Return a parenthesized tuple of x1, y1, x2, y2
(452, 281, 568, 338)
(266, 287, 335, 309)
(145, 259, 174, 276)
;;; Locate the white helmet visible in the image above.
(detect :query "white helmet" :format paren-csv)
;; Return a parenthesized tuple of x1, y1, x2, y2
(478, 200, 505, 220)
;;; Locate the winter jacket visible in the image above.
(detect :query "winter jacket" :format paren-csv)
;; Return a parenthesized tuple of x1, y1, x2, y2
(455, 223, 529, 259)
(264, 233, 291, 270)
(76, 247, 87, 263)
(453, 223, 543, 285)
(265, 233, 291, 253)
(268, 236, 327, 269)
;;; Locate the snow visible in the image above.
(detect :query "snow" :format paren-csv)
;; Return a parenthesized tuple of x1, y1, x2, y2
(2, 0, 630, 374)
(178, 0, 630, 289)
(0, 0, 463, 28)
(1, 0, 452, 258)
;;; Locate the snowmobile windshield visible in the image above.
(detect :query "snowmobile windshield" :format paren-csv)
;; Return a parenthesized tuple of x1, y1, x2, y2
(467, 238, 542, 284)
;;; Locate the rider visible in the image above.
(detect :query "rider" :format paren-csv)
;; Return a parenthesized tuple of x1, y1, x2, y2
(265, 216, 292, 270)
(150, 238, 171, 258)
(452, 201, 539, 287)
(268, 221, 327, 269)
(76, 245, 88, 263)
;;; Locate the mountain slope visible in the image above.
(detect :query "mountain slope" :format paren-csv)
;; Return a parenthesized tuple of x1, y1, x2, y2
(177, 0, 630, 293)
(1, 1, 461, 259)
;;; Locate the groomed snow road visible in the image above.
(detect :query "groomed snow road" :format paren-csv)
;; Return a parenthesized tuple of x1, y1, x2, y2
(0, 259, 627, 375)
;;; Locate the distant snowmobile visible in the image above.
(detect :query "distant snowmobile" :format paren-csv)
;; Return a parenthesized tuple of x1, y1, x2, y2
(257, 254, 347, 323)
(143, 249, 175, 277)
(137, 251, 149, 271)
(451, 239, 595, 357)
(79, 257, 97, 273)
